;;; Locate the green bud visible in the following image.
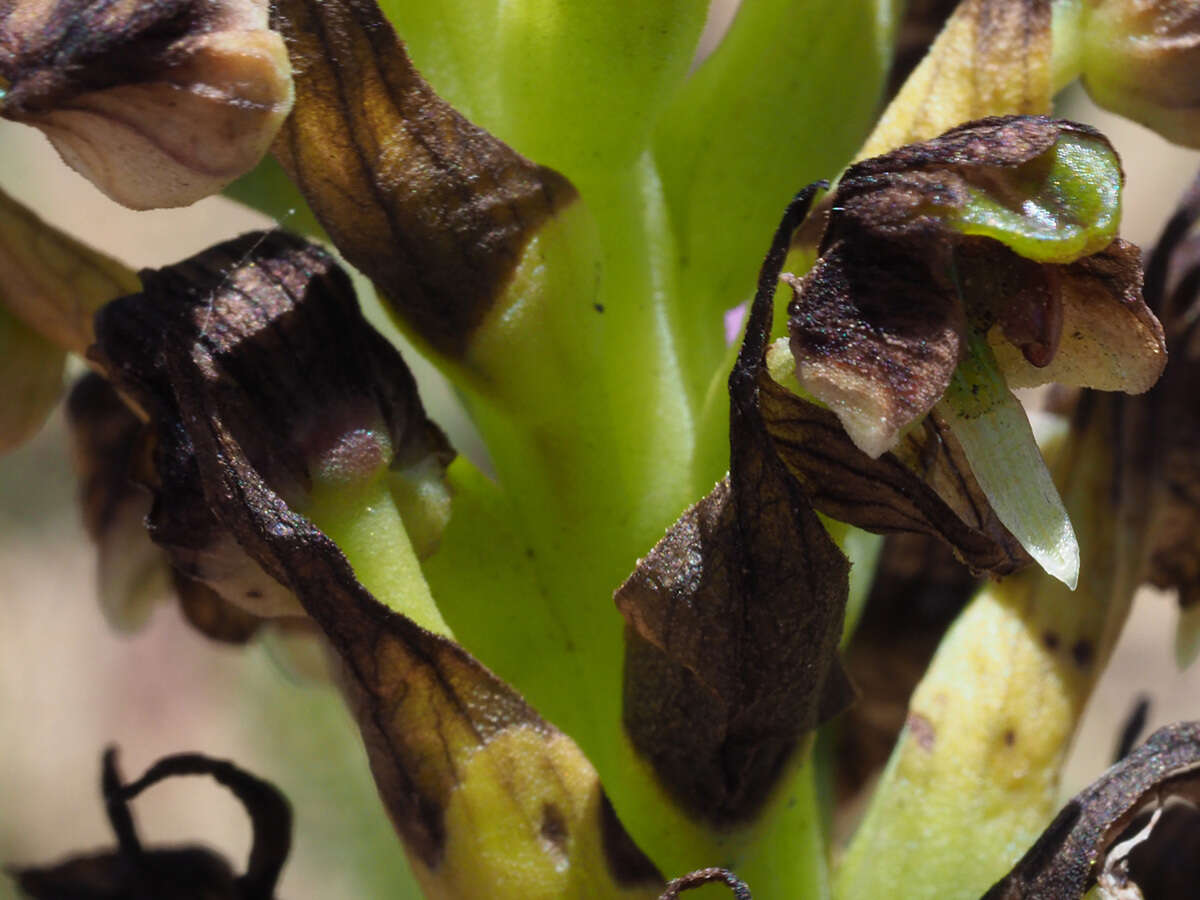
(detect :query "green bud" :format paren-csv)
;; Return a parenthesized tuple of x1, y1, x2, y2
(1081, 0, 1200, 148)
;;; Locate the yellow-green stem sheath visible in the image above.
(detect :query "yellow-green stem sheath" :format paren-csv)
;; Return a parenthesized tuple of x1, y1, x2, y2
(1050, 0, 1085, 92)
(307, 473, 452, 639)
(835, 399, 1133, 900)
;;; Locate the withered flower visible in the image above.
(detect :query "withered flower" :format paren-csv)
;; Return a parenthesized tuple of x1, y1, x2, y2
(11, 0, 1200, 895)
(12, 748, 292, 900)
(784, 115, 1165, 586)
(84, 231, 454, 627)
(0, 0, 294, 209)
(616, 187, 852, 825)
(788, 116, 1162, 460)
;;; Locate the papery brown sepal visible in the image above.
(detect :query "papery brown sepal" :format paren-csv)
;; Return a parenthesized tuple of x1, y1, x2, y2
(270, 0, 577, 357)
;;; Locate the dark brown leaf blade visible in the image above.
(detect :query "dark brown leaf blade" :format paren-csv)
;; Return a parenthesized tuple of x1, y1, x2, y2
(616, 186, 853, 824)
(982, 721, 1200, 899)
(270, 0, 577, 356)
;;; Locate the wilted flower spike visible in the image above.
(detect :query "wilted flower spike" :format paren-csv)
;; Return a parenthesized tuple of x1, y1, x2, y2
(0, 0, 294, 208)
(12, 0, 1200, 897)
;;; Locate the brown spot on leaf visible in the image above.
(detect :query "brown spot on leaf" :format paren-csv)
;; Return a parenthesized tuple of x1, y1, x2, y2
(907, 712, 937, 751)
(539, 803, 568, 855)
(1003, 728, 1017, 747)
(1043, 631, 1060, 651)
(1072, 640, 1095, 668)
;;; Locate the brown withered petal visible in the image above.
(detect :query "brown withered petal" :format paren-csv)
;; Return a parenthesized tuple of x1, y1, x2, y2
(982, 721, 1200, 899)
(783, 238, 966, 459)
(986, 240, 1165, 394)
(89, 229, 657, 888)
(90, 231, 453, 622)
(759, 358, 1029, 575)
(269, 0, 577, 356)
(11, 748, 292, 900)
(67, 370, 289, 629)
(0, 0, 293, 209)
(843, 115, 1080, 204)
(616, 186, 853, 824)
(66, 373, 172, 630)
(68, 373, 265, 640)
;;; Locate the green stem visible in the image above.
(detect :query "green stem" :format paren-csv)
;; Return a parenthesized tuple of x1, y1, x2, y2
(307, 473, 452, 638)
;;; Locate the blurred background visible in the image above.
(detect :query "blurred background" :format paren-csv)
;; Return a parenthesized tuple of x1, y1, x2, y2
(2, 6, 1200, 897)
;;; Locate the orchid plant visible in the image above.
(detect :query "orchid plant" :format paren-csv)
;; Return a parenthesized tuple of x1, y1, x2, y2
(3, 0, 1200, 898)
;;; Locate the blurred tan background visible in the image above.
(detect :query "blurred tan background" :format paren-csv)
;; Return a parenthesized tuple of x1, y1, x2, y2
(2, 14, 1200, 900)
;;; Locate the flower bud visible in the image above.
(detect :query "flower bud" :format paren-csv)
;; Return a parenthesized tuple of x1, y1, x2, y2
(0, 0, 293, 209)
(1081, 0, 1200, 148)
